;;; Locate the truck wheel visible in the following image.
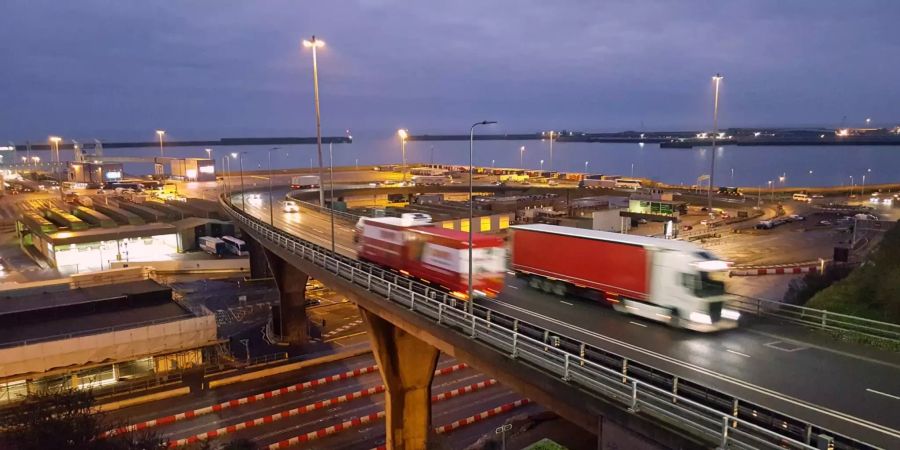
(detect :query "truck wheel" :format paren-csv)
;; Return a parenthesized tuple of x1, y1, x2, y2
(551, 281, 567, 297)
(529, 276, 542, 290)
(540, 279, 555, 294)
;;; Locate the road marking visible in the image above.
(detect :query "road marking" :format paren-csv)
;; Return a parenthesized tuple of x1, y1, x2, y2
(325, 331, 367, 343)
(726, 349, 751, 358)
(506, 285, 519, 289)
(763, 340, 808, 353)
(866, 389, 900, 400)
(559, 301, 574, 306)
(629, 321, 648, 328)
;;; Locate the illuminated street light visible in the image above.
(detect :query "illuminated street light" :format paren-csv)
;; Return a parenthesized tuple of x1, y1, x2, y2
(468, 120, 497, 312)
(205, 148, 212, 159)
(584, 161, 589, 172)
(519, 146, 525, 168)
(540, 159, 544, 171)
(302, 35, 326, 207)
(861, 168, 871, 195)
(707, 73, 723, 214)
(546, 130, 556, 171)
(397, 129, 409, 183)
(768, 180, 774, 202)
(155, 130, 165, 157)
(49, 136, 62, 163)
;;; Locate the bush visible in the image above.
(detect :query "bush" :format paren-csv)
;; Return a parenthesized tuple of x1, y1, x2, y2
(805, 221, 900, 324)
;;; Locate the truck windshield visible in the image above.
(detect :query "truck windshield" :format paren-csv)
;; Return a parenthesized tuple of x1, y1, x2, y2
(683, 271, 726, 297)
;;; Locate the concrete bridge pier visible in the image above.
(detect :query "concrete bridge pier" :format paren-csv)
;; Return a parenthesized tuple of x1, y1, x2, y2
(264, 249, 310, 345)
(246, 235, 271, 279)
(361, 308, 440, 450)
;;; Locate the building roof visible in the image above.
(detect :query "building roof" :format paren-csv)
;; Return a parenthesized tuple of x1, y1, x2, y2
(41, 223, 177, 246)
(511, 223, 703, 253)
(0, 280, 189, 347)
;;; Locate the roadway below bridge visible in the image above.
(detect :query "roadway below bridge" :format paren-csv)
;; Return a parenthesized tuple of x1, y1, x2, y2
(228, 184, 900, 448)
(105, 353, 546, 449)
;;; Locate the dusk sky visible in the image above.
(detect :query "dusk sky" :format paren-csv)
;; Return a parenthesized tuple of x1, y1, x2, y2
(2, 1, 899, 141)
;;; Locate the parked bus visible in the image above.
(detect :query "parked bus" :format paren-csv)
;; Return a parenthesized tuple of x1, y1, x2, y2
(199, 236, 227, 256)
(221, 236, 248, 256)
(615, 178, 643, 190)
(792, 193, 811, 203)
(411, 175, 451, 186)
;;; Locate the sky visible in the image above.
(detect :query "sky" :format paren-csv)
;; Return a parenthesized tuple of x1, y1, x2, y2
(2, 0, 899, 142)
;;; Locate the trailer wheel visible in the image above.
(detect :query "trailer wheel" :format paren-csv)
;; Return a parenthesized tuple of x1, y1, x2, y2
(528, 276, 543, 290)
(551, 281, 567, 297)
(540, 279, 555, 294)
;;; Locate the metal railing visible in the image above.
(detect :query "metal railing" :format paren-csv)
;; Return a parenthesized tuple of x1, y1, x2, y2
(221, 195, 882, 450)
(730, 294, 900, 346)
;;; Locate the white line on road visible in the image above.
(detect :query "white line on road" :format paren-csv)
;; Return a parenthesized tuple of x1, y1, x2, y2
(506, 285, 519, 289)
(559, 301, 574, 306)
(866, 388, 900, 400)
(629, 321, 648, 328)
(726, 349, 751, 358)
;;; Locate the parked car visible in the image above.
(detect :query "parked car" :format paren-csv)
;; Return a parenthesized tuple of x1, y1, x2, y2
(819, 220, 832, 226)
(789, 214, 805, 221)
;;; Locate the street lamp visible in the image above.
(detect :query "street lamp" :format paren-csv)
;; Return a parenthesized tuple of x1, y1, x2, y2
(519, 146, 525, 168)
(861, 168, 871, 195)
(491, 159, 495, 170)
(155, 130, 165, 157)
(397, 129, 409, 183)
(468, 120, 497, 312)
(546, 131, 556, 171)
(302, 35, 326, 207)
(540, 159, 544, 171)
(707, 73, 723, 214)
(730, 167, 734, 185)
(584, 161, 589, 172)
(849, 175, 854, 197)
(49, 136, 62, 163)
(267, 147, 280, 225)
(768, 180, 774, 202)
(205, 148, 212, 159)
(865, 117, 872, 127)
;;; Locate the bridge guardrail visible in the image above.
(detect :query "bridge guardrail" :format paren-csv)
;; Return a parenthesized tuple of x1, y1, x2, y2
(729, 294, 900, 347)
(222, 195, 883, 450)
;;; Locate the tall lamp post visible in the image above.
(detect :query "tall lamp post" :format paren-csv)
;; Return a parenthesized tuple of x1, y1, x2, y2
(468, 120, 497, 312)
(861, 168, 871, 195)
(49, 136, 63, 200)
(267, 147, 280, 225)
(519, 146, 525, 168)
(329, 142, 336, 252)
(397, 129, 409, 183)
(707, 73, 723, 215)
(156, 130, 165, 157)
(232, 152, 246, 210)
(302, 36, 326, 207)
(546, 131, 556, 171)
(584, 161, 589, 172)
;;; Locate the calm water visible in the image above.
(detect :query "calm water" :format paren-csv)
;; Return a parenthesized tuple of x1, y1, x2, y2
(48, 134, 900, 188)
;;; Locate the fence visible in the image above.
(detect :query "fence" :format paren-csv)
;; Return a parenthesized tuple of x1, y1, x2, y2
(221, 195, 883, 450)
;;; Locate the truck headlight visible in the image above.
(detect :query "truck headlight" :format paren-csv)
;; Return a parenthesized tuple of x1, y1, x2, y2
(689, 312, 712, 324)
(722, 309, 741, 321)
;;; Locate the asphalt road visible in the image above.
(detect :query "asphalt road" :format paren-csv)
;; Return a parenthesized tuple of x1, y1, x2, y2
(230, 184, 900, 448)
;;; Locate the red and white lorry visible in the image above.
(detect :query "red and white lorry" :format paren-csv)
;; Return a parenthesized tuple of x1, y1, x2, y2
(510, 224, 738, 331)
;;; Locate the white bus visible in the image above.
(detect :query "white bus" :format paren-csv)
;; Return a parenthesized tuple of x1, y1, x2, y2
(411, 175, 451, 186)
(221, 236, 249, 256)
(410, 167, 449, 176)
(615, 178, 643, 190)
(792, 193, 811, 203)
(199, 236, 226, 256)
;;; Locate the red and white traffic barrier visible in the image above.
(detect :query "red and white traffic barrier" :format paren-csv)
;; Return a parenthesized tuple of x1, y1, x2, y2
(730, 266, 818, 277)
(268, 411, 387, 449)
(372, 398, 532, 450)
(165, 364, 474, 446)
(102, 364, 379, 437)
(434, 398, 531, 434)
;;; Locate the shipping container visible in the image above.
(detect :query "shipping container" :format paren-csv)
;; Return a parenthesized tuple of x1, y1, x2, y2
(511, 224, 738, 331)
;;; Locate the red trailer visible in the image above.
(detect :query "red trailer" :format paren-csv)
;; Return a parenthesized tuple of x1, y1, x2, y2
(510, 224, 738, 331)
(357, 217, 506, 299)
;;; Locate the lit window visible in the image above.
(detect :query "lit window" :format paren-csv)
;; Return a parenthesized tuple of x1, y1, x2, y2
(442, 221, 455, 229)
(460, 219, 470, 232)
(480, 217, 491, 231)
(499, 216, 510, 229)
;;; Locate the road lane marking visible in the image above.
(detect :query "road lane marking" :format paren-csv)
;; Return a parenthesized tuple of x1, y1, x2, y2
(866, 389, 900, 400)
(629, 321, 648, 328)
(506, 285, 519, 289)
(764, 340, 808, 353)
(559, 301, 574, 306)
(726, 349, 751, 358)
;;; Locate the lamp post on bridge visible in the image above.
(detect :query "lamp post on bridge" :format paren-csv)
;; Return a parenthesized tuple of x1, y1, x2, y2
(397, 129, 409, 184)
(707, 73, 723, 216)
(302, 35, 326, 207)
(519, 146, 525, 168)
(267, 147, 280, 226)
(468, 120, 497, 313)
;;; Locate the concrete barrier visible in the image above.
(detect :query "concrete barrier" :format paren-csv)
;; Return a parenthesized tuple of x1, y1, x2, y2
(110, 258, 250, 273)
(207, 346, 371, 389)
(94, 386, 190, 413)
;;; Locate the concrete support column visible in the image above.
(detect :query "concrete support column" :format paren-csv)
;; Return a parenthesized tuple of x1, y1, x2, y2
(360, 308, 440, 450)
(246, 234, 271, 279)
(263, 249, 309, 345)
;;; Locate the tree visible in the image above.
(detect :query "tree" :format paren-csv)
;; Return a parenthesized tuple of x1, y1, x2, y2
(0, 387, 166, 450)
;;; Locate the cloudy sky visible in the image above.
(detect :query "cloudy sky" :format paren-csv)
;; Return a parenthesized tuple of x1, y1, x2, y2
(2, 1, 898, 141)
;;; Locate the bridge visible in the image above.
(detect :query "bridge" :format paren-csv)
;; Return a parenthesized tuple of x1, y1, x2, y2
(220, 185, 900, 450)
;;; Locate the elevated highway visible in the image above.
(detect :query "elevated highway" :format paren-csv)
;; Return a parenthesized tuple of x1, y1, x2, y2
(223, 186, 900, 450)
